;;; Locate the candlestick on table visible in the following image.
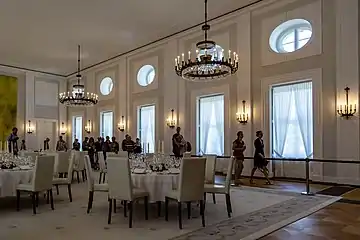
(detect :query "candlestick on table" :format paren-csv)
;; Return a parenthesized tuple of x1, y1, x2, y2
(161, 141, 164, 154)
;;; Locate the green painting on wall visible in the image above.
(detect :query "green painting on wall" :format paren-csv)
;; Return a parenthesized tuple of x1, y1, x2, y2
(0, 75, 17, 142)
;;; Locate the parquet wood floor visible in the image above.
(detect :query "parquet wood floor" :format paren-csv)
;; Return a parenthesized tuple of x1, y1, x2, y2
(214, 175, 360, 239)
(260, 202, 360, 240)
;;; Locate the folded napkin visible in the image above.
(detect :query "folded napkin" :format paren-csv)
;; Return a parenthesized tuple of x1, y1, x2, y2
(169, 168, 180, 174)
(19, 165, 32, 170)
(133, 168, 146, 174)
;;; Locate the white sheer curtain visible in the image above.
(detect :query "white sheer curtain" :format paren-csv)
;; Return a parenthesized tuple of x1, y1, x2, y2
(272, 86, 292, 158)
(101, 111, 113, 138)
(272, 81, 313, 159)
(72, 116, 82, 148)
(294, 82, 313, 158)
(139, 105, 155, 153)
(198, 95, 224, 156)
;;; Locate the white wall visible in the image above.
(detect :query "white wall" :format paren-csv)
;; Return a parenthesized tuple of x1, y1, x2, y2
(0, 66, 66, 150)
(66, 0, 360, 184)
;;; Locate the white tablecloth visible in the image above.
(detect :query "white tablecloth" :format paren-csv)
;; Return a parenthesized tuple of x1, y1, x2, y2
(0, 170, 33, 197)
(131, 173, 179, 202)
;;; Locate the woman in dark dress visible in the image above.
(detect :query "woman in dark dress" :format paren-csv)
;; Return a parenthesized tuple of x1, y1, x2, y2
(250, 131, 271, 185)
(88, 137, 96, 169)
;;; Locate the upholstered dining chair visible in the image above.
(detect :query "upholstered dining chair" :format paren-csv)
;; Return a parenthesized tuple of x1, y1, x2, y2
(204, 156, 234, 218)
(16, 155, 55, 214)
(73, 151, 87, 183)
(84, 155, 108, 213)
(98, 152, 107, 184)
(56, 151, 71, 177)
(107, 157, 149, 228)
(52, 153, 75, 202)
(204, 154, 217, 204)
(165, 157, 206, 229)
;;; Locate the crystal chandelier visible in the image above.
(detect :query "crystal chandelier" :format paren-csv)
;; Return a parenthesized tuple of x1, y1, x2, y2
(59, 45, 98, 107)
(175, 0, 239, 81)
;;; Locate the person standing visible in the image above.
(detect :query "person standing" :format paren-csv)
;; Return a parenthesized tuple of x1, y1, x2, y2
(82, 137, 89, 151)
(44, 138, 50, 151)
(102, 136, 111, 160)
(56, 136, 68, 152)
(232, 131, 246, 185)
(111, 136, 120, 153)
(250, 130, 271, 185)
(72, 139, 80, 151)
(172, 127, 185, 158)
(7, 127, 19, 155)
(88, 137, 96, 168)
(20, 140, 26, 151)
(134, 138, 142, 154)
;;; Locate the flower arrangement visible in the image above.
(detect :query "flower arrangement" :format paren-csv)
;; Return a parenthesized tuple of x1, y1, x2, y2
(0, 160, 17, 169)
(149, 163, 167, 172)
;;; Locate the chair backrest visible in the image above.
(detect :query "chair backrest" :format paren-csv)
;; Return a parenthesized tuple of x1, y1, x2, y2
(204, 154, 217, 184)
(183, 152, 191, 158)
(178, 157, 206, 202)
(224, 157, 235, 194)
(107, 157, 133, 200)
(23, 152, 40, 163)
(75, 151, 86, 170)
(84, 155, 94, 191)
(33, 155, 55, 192)
(115, 151, 128, 158)
(56, 151, 71, 173)
(98, 152, 107, 171)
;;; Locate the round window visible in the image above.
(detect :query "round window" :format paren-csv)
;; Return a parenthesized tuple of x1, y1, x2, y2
(137, 65, 155, 87)
(269, 19, 313, 53)
(197, 45, 224, 61)
(99, 77, 114, 95)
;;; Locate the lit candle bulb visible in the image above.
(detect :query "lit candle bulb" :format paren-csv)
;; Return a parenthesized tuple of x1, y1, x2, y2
(228, 50, 231, 59)
(175, 58, 177, 66)
(181, 53, 184, 62)
(188, 51, 191, 60)
(177, 56, 180, 64)
(233, 52, 236, 61)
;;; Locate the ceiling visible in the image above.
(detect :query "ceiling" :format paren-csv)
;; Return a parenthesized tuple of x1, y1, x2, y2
(0, 0, 262, 76)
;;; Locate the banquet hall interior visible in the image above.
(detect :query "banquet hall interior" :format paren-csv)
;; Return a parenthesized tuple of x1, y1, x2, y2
(0, 0, 359, 239)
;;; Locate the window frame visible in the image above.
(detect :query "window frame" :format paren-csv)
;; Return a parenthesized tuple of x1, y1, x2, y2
(72, 116, 83, 148)
(276, 24, 312, 53)
(137, 104, 156, 153)
(100, 111, 114, 138)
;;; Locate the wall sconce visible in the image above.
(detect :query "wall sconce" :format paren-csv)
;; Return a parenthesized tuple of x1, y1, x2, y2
(166, 109, 176, 129)
(84, 120, 92, 134)
(236, 100, 249, 124)
(60, 122, 67, 135)
(337, 87, 356, 119)
(26, 120, 34, 134)
(117, 116, 125, 132)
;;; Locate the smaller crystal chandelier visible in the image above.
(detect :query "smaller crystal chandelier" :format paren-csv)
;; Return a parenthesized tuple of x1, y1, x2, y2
(59, 45, 98, 107)
(175, 0, 238, 81)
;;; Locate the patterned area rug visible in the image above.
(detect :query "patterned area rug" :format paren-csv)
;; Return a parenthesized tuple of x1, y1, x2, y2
(0, 183, 339, 240)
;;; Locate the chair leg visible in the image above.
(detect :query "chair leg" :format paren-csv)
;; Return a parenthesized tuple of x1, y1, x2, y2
(165, 197, 169, 221)
(107, 198, 112, 224)
(157, 201, 161, 217)
(49, 189, 54, 210)
(99, 172, 102, 184)
(46, 190, 50, 204)
(113, 199, 116, 213)
(82, 170, 85, 182)
(177, 201, 182, 229)
(124, 200, 127, 217)
(35, 192, 39, 207)
(128, 201, 133, 228)
(56, 185, 59, 195)
(76, 172, 80, 183)
(203, 193, 207, 211)
(144, 196, 149, 220)
(225, 194, 232, 218)
(87, 191, 94, 213)
(16, 190, 20, 211)
(102, 172, 106, 183)
(200, 200, 205, 227)
(187, 202, 191, 219)
(212, 193, 216, 204)
(31, 192, 37, 214)
(67, 184, 73, 202)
